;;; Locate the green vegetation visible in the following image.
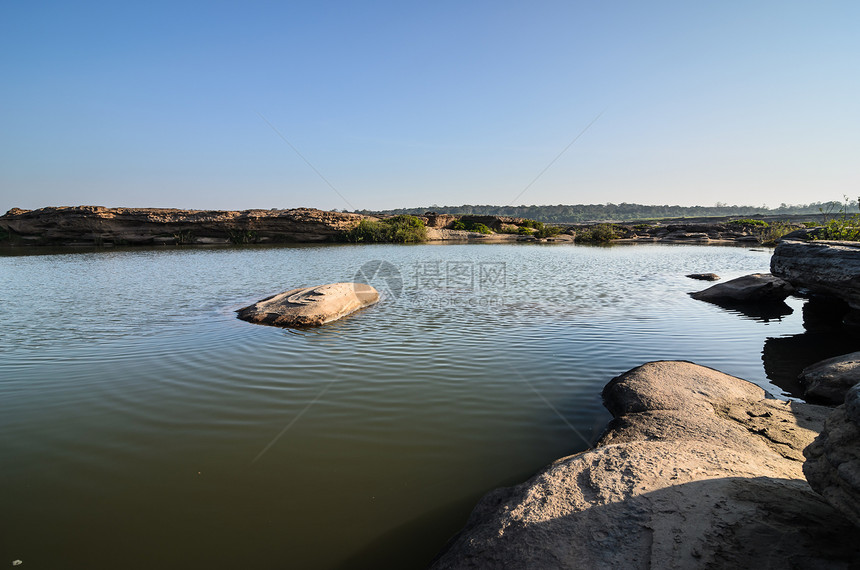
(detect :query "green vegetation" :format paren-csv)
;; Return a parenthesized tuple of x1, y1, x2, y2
(227, 229, 258, 244)
(515, 219, 562, 238)
(173, 230, 194, 244)
(728, 219, 769, 227)
(533, 224, 562, 238)
(576, 223, 619, 243)
(819, 217, 860, 241)
(343, 215, 427, 243)
(358, 200, 851, 224)
(756, 221, 795, 246)
(632, 223, 653, 231)
(451, 219, 492, 234)
(815, 196, 860, 241)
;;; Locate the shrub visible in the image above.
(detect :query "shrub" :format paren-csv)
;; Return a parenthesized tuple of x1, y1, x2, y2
(534, 224, 562, 238)
(728, 219, 769, 227)
(450, 219, 491, 234)
(756, 221, 795, 246)
(227, 229, 258, 244)
(819, 217, 860, 241)
(517, 226, 533, 235)
(344, 215, 427, 243)
(173, 230, 194, 244)
(576, 223, 618, 243)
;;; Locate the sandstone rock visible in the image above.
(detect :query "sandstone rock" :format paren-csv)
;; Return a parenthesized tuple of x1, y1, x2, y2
(686, 273, 720, 281)
(804, 384, 860, 529)
(772, 240, 860, 309)
(431, 362, 858, 569)
(800, 352, 860, 405)
(689, 273, 794, 303)
(236, 283, 378, 327)
(0, 206, 366, 245)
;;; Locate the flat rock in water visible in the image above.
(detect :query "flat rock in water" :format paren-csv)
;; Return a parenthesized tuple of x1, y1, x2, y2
(431, 361, 858, 569)
(686, 273, 720, 281)
(800, 351, 860, 405)
(689, 272, 794, 303)
(804, 384, 860, 528)
(236, 282, 378, 327)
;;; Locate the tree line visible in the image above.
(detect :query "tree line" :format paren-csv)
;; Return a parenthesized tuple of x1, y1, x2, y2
(351, 200, 854, 223)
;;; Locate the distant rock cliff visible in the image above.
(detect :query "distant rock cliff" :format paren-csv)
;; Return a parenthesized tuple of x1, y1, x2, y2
(0, 206, 366, 245)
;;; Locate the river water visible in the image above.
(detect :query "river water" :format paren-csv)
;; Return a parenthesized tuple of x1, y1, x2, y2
(1, 243, 852, 569)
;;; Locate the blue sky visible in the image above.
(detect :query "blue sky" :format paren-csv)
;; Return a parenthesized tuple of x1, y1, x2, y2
(2, 1, 858, 213)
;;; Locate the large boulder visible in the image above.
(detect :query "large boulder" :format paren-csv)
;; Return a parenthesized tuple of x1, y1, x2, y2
(236, 283, 378, 327)
(800, 351, 860, 405)
(689, 273, 794, 303)
(431, 362, 858, 569)
(804, 384, 860, 528)
(771, 240, 860, 309)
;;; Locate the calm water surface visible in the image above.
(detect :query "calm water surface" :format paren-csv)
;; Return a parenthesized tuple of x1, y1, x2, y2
(0, 243, 848, 568)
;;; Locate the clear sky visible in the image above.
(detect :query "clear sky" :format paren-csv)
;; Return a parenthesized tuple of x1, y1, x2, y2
(2, 1, 858, 213)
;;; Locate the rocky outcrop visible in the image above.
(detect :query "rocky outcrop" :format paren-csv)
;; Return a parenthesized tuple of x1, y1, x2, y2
(0, 206, 367, 245)
(804, 384, 860, 528)
(236, 283, 378, 327)
(771, 240, 860, 309)
(689, 273, 794, 303)
(800, 352, 860, 405)
(686, 273, 720, 281)
(574, 220, 803, 245)
(431, 361, 858, 569)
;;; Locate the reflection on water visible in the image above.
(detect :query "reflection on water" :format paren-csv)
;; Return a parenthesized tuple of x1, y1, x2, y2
(701, 299, 794, 322)
(761, 296, 860, 398)
(0, 243, 842, 569)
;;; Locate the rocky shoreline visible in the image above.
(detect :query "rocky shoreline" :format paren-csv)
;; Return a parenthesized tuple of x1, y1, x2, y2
(0, 206, 789, 247)
(431, 239, 860, 568)
(431, 362, 858, 568)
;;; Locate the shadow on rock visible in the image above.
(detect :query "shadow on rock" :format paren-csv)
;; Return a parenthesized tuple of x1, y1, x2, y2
(430, 476, 860, 569)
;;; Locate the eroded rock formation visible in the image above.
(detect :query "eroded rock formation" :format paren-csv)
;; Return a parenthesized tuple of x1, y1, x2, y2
(800, 352, 860, 405)
(771, 240, 860, 309)
(804, 384, 860, 528)
(236, 283, 379, 327)
(0, 206, 366, 245)
(431, 361, 858, 569)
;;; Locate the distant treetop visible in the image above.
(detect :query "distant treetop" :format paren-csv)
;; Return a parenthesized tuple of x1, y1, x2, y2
(354, 201, 851, 223)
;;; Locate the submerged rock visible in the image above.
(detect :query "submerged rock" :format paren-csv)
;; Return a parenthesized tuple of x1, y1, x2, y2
(804, 384, 860, 529)
(689, 273, 794, 303)
(686, 273, 720, 281)
(772, 239, 860, 309)
(800, 351, 860, 405)
(236, 283, 378, 327)
(431, 361, 858, 569)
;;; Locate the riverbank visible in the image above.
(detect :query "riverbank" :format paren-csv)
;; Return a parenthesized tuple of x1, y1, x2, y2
(0, 206, 800, 247)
